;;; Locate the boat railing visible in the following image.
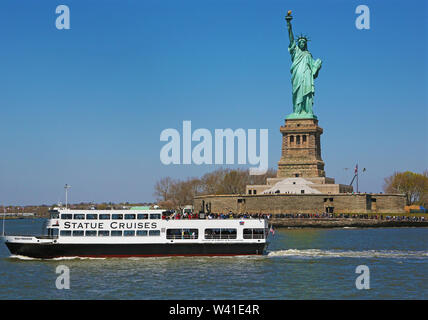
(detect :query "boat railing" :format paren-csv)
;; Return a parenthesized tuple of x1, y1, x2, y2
(166, 235, 198, 240)
(1, 234, 58, 240)
(36, 235, 58, 240)
(243, 234, 265, 239)
(204, 235, 237, 240)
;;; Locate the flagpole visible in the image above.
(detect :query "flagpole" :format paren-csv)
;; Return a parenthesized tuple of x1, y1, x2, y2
(357, 167, 359, 193)
(355, 163, 359, 193)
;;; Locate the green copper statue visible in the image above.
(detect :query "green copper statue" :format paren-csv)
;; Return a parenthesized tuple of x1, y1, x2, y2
(285, 11, 322, 119)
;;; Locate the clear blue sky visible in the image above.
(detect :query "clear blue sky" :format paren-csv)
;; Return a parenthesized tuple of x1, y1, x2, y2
(0, 0, 426, 205)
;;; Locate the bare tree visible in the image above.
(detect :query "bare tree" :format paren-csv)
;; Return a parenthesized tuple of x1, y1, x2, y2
(153, 177, 175, 202)
(153, 167, 277, 209)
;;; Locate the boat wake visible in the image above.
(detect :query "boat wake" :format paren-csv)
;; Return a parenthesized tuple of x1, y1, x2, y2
(267, 249, 428, 259)
(8, 255, 106, 261)
(8, 255, 40, 260)
(9, 250, 427, 261)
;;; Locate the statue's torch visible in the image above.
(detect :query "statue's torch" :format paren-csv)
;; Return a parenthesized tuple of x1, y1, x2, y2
(286, 10, 293, 22)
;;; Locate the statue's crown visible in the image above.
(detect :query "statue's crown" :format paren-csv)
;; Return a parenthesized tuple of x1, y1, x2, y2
(296, 34, 310, 42)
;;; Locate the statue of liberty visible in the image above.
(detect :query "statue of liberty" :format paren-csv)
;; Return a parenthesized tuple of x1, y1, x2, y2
(285, 11, 322, 119)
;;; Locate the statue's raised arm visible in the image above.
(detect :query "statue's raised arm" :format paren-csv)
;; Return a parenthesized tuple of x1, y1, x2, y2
(285, 11, 294, 46)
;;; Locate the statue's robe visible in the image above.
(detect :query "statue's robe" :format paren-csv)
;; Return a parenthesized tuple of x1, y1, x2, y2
(289, 41, 322, 114)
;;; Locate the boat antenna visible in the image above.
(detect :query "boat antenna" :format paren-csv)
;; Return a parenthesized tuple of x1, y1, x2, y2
(64, 184, 71, 209)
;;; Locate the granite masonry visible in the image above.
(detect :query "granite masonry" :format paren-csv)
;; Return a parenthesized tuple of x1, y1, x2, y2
(193, 118, 406, 215)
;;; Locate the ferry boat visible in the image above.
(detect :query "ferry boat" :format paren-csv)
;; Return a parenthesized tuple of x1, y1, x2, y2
(2, 209, 269, 258)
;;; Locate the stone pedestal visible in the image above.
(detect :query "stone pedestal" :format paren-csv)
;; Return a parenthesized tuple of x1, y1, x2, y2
(277, 118, 325, 178)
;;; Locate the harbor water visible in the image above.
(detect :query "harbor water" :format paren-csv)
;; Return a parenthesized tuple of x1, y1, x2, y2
(0, 219, 427, 299)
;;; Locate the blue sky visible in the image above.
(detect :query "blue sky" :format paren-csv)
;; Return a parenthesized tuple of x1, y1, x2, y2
(0, 0, 426, 205)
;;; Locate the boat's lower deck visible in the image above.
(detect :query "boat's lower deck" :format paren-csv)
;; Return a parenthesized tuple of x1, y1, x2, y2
(6, 242, 267, 259)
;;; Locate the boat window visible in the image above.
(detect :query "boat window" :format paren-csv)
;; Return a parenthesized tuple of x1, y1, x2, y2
(243, 228, 252, 239)
(184, 228, 199, 239)
(112, 214, 123, 220)
(167, 228, 198, 239)
(111, 230, 122, 236)
(50, 212, 60, 219)
(167, 229, 182, 239)
(253, 228, 265, 239)
(73, 214, 85, 220)
(150, 214, 161, 220)
(72, 230, 84, 236)
(137, 214, 148, 219)
(86, 214, 98, 220)
(243, 228, 265, 239)
(220, 229, 237, 239)
(205, 228, 220, 239)
(85, 230, 97, 236)
(124, 230, 135, 236)
(60, 230, 71, 236)
(98, 230, 110, 236)
(99, 214, 111, 220)
(136, 230, 148, 236)
(125, 214, 136, 220)
(61, 214, 72, 220)
(149, 230, 160, 236)
(205, 228, 237, 239)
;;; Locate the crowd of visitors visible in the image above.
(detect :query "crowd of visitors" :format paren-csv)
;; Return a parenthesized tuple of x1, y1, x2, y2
(263, 212, 426, 222)
(162, 211, 271, 220)
(162, 210, 425, 222)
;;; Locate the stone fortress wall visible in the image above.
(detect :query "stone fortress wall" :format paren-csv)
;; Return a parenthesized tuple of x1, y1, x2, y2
(194, 193, 406, 215)
(193, 118, 406, 215)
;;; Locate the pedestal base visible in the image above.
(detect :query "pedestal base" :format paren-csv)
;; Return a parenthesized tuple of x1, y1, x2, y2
(277, 118, 325, 178)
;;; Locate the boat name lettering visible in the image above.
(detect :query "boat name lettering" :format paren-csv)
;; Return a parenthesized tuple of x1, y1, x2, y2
(62, 221, 158, 230)
(110, 222, 157, 230)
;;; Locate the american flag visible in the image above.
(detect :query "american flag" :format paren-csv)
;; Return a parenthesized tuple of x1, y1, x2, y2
(355, 164, 358, 175)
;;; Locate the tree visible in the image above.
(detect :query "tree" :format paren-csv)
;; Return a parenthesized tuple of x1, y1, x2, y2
(383, 171, 428, 206)
(219, 169, 248, 194)
(153, 177, 175, 202)
(168, 178, 200, 209)
(153, 167, 277, 209)
(200, 169, 228, 195)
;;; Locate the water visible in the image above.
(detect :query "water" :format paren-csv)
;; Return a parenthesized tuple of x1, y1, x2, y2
(0, 219, 427, 299)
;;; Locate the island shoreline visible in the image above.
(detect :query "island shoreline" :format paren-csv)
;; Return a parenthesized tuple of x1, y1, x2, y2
(270, 218, 428, 228)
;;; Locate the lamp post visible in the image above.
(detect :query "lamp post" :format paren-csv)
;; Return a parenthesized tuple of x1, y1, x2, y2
(2, 206, 5, 237)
